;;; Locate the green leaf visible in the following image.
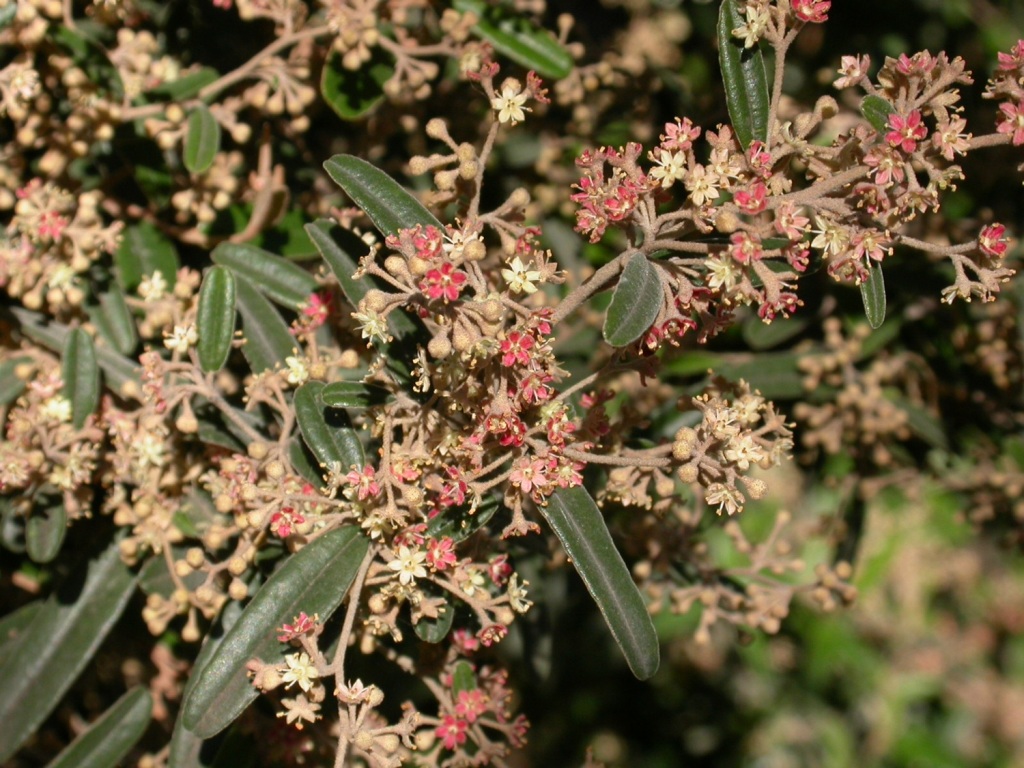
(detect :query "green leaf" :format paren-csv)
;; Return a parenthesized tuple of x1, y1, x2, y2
(0, 531, 138, 763)
(424, 494, 500, 543)
(87, 284, 138, 356)
(321, 47, 394, 120)
(603, 253, 663, 347)
(168, 601, 244, 768)
(233, 274, 296, 373)
(116, 221, 180, 293)
(717, 0, 770, 150)
(0, 4, 16, 28)
(305, 219, 418, 339)
(861, 94, 896, 134)
(196, 266, 237, 373)
(319, 381, 391, 409)
(211, 242, 318, 311)
(453, 0, 573, 80)
(25, 501, 67, 564)
(323, 154, 443, 239)
(544, 486, 660, 680)
(294, 381, 366, 474)
(0, 355, 31, 405)
(888, 394, 949, 450)
(451, 660, 476, 694)
(9, 307, 140, 396)
(46, 686, 152, 768)
(0, 601, 42, 659)
(181, 526, 370, 739)
(148, 67, 220, 100)
(62, 328, 100, 430)
(741, 312, 811, 350)
(413, 598, 455, 643)
(859, 263, 886, 329)
(184, 104, 221, 174)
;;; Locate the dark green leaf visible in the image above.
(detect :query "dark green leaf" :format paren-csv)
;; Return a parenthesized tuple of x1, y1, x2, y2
(115, 221, 180, 293)
(25, 502, 67, 564)
(321, 48, 394, 120)
(717, 0, 770, 150)
(169, 601, 245, 768)
(603, 253, 663, 347)
(323, 155, 442, 239)
(0, 602, 42, 659)
(888, 394, 949, 450)
(859, 263, 886, 329)
(424, 494, 500, 543)
(62, 328, 100, 430)
(741, 312, 810, 350)
(709, 351, 806, 401)
(184, 105, 221, 174)
(544, 486, 660, 680)
(181, 526, 370, 738)
(294, 381, 366, 474)
(319, 381, 391, 409)
(46, 686, 151, 768)
(212, 242, 318, 311)
(861, 94, 896, 134)
(233, 274, 296, 373)
(0, 355, 31, 405)
(88, 284, 138, 356)
(413, 599, 455, 643)
(0, 532, 138, 762)
(305, 219, 418, 339)
(453, 0, 573, 80)
(196, 266, 237, 373)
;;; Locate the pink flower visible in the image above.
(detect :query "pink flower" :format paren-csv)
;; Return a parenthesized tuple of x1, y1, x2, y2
(455, 689, 488, 723)
(500, 330, 534, 367)
(345, 464, 381, 501)
(834, 55, 870, 89)
(734, 181, 768, 214)
(277, 612, 317, 642)
(412, 224, 444, 260)
(420, 261, 467, 302)
(435, 715, 469, 750)
(729, 231, 763, 264)
(895, 51, 936, 76)
(488, 554, 513, 586)
(979, 224, 1009, 258)
(476, 624, 508, 646)
(661, 116, 701, 151)
(886, 110, 927, 154)
(426, 537, 458, 571)
(270, 506, 305, 538)
(997, 101, 1024, 145)
(301, 291, 331, 330)
(792, 0, 830, 23)
(997, 40, 1024, 71)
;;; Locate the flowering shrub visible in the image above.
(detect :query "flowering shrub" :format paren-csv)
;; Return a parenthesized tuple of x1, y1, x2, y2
(2, 0, 1024, 765)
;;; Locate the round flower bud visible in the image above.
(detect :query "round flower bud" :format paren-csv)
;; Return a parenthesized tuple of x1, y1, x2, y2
(415, 729, 436, 751)
(677, 462, 699, 484)
(427, 333, 452, 359)
(367, 686, 384, 707)
(266, 460, 285, 480)
(215, 494, 234, 513)
(186, 547, 206, 568)
(377, 734, 400, 753)
(364, 289, 388, 312)
(368, 593, 388, 614)
(228, 556, 247, 576)
(715, 210, 740, 234)
(228, 578, 248, 601)
(248, 442, 268, 460)
(174, 560, 193, 578)
(744, 477, 768, 500)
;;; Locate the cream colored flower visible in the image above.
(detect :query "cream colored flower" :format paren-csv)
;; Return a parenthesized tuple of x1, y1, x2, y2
(492, 80, 529, 125)
(501, 256, 542, 294)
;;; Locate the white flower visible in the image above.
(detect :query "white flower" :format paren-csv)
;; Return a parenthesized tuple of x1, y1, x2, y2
(164, 324, 198, 353)
(282, 652, 319, 692)
(507, 574, 533, 614)
(491, 80, 529, 125)
(705, 255, 740, 291)
(138, 271, 168, 301)
(461, 567, 486, 597)
(352, 309, 391, 346)
(40, 396, 72, 424)
(284, 355, 309, 386)
(649, 149, 688, 189)
(388, 545, 428, 586)
(684, 164, 720, 207)
(501, 256, 542, 294)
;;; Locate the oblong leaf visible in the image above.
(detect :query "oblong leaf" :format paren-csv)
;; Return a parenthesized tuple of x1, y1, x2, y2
(718, 0, 770, 150)
(196, 266, 237, 373)
(603, 253, 663, 347)
(233, 274, 295, 374)
(62, 327, 100, 430)
(294, 381, 366, 474)
(0, 355, 31, 405)
(320, 381, 391, 409)
(323, 154, 443, 238)
(181, 526, 370, 739)
(184, 104, 221, 174)
(305, 219, 418, 339)
(453, 0, 573, 80)
(46, 686, 152, 768)
(211, 242, 318, 311)
(25, 501, 67, 564)
(861, 94, 896, 134)
(544, 486, 660, 680)
(321, 48, 394, 120)
(148, 67, 220, 100)
(0, 531, 138, 762)
(859, 263, 886, 329)
(115, 221, 180, 293)
(88, 285, 138, 356)
(413, 598, 455, 643)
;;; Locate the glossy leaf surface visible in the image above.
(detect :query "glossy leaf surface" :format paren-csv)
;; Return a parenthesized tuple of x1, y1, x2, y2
(718, 0, 770, 150)
(196, 265, 237, 373)
(603, 253, 662, 347)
